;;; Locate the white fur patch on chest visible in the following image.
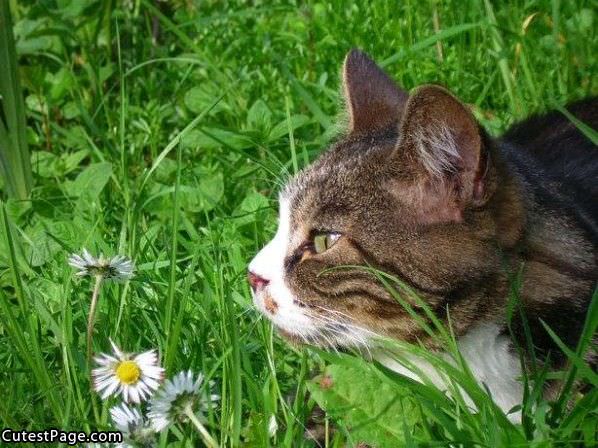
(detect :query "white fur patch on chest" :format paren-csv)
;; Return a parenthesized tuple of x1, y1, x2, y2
(375, 323, 523, 422)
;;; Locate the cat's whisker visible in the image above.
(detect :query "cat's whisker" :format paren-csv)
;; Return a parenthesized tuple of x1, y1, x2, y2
(301, 313, 346, 350)
(305, 311, 379, 358)
(308, 306, 382, 342)
(320, 331, 341, 355)
(312, 305, 356, 322)
(307, 305, 355, 326)
(302, 310, 374, 354)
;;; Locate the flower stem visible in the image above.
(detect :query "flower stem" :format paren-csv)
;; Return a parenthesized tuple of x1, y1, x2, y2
(86, 275, 103, 370)
(184, 404, 219, 448)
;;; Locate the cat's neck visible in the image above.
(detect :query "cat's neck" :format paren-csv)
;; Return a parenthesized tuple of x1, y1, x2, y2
(496, 143, 596, 279)
(491, 143, 596, 363)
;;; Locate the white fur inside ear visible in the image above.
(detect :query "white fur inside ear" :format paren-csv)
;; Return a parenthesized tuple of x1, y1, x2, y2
(248, 196, 316, 336)
(414, 122, 461, 176)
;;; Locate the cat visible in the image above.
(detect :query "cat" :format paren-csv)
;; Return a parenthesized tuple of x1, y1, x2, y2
(248, 49, 597, 419)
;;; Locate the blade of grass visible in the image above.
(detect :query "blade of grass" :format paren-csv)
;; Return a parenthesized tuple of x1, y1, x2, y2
(540, 320, 598, 388)
(163, 142, 183, 372)
(483, 0, 522, 116)
(139, 93, 226, 193)
(555, 105, 598, 145)
(0, 0, 32, 199)
(550, 286, 598, 422)
(289, 77, 332, 130)
(381, 22, 483, 67)
(285, 95, 299, 175)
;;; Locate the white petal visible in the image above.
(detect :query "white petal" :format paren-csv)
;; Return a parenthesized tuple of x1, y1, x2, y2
(68, 254, 86, 269)
(150, 415, 170, 432)
(143, 366, 165, 380)
(128, 385, 140, 404)
(100, 384, 118, 400)
(109, 339, 126, 360)
(103, 378, 121, 398)
(82, 249, 97, 265)
(94, 354, 119, 366)
(134, 350, 157, 366)
(142, 377, 161, 392)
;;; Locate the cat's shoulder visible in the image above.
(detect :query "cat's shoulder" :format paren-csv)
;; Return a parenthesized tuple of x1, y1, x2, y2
(502, 97, 597, 147)
(499, 98, 597, 189)
(498, 98, 598, 238)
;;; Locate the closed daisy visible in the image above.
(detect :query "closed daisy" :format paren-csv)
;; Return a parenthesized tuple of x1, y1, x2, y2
(110, 403, 156, 447)
(68, 249, 135, 367)
(68, 249, 135, 281)
(148, 370, 219, 447)
(92, 341, 164, 404)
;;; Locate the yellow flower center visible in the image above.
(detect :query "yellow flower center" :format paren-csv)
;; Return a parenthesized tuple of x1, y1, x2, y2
(115, 360, 141, 384)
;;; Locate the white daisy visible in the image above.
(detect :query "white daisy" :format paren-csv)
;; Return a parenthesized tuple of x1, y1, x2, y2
(148, 370, 219, 431)
(110, 403, 156, 448)
(68, 249, 135, 281)
(92, 341, 164, 403)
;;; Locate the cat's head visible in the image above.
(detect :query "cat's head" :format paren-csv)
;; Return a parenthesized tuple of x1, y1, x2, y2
(248, 50, 520, 349)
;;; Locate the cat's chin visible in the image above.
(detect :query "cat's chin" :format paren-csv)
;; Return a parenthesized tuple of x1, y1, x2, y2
(277, 328, 309, 347)
(276, 326, 368, 351)
(276, 327, 331, 348)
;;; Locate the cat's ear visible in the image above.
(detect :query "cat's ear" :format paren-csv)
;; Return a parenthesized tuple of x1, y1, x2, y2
(343, 49, 409, 134)
(396, 85, 491, 222)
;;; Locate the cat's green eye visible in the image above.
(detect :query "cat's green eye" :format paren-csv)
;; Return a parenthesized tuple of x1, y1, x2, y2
(313, 232, 341, 254)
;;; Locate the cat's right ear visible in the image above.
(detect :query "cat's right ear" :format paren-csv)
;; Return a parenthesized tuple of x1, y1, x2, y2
(392, 85, 494, 223)
(342, 49, 409, 135)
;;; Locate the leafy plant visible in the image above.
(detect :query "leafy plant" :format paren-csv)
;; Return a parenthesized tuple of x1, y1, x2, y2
(308, 355, 420, 447)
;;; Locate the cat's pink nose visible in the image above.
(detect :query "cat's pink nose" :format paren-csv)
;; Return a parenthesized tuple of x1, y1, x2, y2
(248, 271, 269, 291)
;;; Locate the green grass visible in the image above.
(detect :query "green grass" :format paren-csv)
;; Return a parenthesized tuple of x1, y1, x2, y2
(0, 0, 597, 446)
(0, 0, 32, 199)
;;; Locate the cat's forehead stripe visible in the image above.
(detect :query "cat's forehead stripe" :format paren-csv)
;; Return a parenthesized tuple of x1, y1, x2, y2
(281, 167, 318, 229)
(280, 182, 305, 234)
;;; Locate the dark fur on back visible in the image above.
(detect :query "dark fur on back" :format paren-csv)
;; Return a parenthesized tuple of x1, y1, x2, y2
(499, 100, 598, 365)
(502, 98, 598, 240)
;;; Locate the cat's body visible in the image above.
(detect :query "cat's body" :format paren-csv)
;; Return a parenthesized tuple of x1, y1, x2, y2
(248, 50, 597, 419)
(498, 100, 597, 368)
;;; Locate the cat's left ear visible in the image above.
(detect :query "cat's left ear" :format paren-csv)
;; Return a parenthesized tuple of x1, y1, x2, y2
(395, 85, 492, 221)
(343, 49, 409, 134)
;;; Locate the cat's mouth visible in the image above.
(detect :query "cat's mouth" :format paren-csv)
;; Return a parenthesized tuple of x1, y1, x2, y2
(254, 290, 373, 349)
(276, 320, 372, 349)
